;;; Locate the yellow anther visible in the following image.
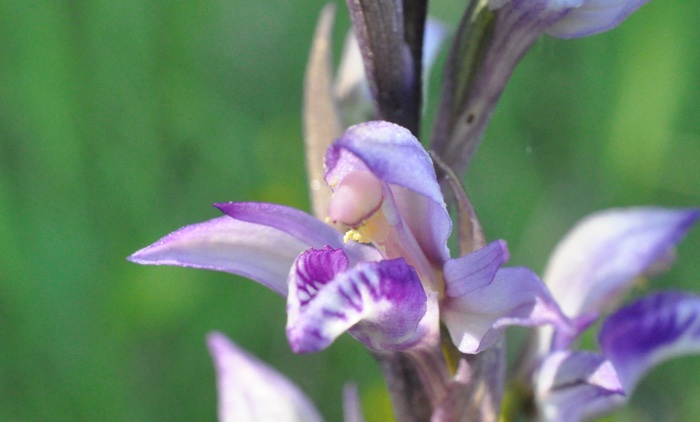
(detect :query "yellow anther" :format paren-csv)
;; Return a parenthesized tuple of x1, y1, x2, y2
(344, 229, 371, 244)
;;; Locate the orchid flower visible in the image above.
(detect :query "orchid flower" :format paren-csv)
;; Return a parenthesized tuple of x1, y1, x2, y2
(207, 331, 364, 422)
(431, 0, 652, 177)
(524, 207, 700, 421)
(129, 121, 566, 358)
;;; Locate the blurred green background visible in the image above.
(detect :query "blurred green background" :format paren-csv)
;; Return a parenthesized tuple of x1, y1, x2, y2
(1, 1, 699, 420)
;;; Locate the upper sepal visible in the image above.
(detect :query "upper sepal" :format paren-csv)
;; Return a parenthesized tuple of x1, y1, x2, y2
(286, 246, 431, 353)
(206, 332, 323, 422)
(325, 121, 451, 267)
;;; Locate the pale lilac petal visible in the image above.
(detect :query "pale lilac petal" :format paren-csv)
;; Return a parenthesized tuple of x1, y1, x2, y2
(443, 240, 510, 298)
(128, 216, 307, 295)
(286, 247, 429, 353)
(325, 121, 451, 267)
(544, 207, 699, 320)
(343, 384, 365, 422)
(546, 0, 651, 39)
(489, 0, 584, 12)
(206, 332, 323, 422)
(215, 202, 379, 264)
(443, 243, 569, 353)
(600, 292, 700, 392)
(536, 351, 624, 422)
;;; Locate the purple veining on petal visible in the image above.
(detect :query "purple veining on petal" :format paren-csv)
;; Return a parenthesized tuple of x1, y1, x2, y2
(546, 0, 652, 39)
(215, 201, 380, 264)
(128, 216, 309, 296)
(443, 240, 510, 298)
(443, 258, 570, 354)
(206, 332, 323, 422)
(286, 250, 428, 353)
(544, 207, 700, 320)
(600, 292, 700, 392)
(292, 246, 350, 307)
(535, 351, 625, 422)
(325, 121, 451, 267)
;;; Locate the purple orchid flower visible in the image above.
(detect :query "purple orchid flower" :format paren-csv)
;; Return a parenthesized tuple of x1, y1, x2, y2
(207, 332, 364, 422)
(529, 207, 700, 421)
(129, 121, 566, 356)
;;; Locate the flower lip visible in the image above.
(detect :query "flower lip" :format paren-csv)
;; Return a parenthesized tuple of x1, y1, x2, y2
(286, 246, 430, 353)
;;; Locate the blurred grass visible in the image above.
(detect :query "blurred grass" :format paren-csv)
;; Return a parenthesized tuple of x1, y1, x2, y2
(0, 1, 699, 421)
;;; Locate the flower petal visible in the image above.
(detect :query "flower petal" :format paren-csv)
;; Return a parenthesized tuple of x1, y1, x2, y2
(206, 332, 323, 422)
(600, 292, 700, 392)
(443, 242, 569, 353)
(128, 216, 308, 295)
(215, 202, 380, 264)
(489, 0, 584, 12)
(343, 384, 365, 422)
(325, 121, 451, 267)
(535, 351, 625, 422)
(286, 247, 429, 353)
(546, 0, 651, 39)
(443, 240, 510, 298)
(544, 207, 699, 320)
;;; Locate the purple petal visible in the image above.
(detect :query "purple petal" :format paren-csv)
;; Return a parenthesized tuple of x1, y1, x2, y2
(286, 247, 430, 353)
(343, 384, 365, 422)
(544, 207, 699, 320)
(443, 243, 569, 353)
(489, 0, 584, 11)
(535, 351, 625, 422)
(206, 332, 323, 422)
(325, 121, 451, 267)
(128, 216, 308, 296)
(215, 202, 380, 264)
(600, 292, 700, 392)
(546, 0, 652, 39)
(443, 240, 510, 298)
